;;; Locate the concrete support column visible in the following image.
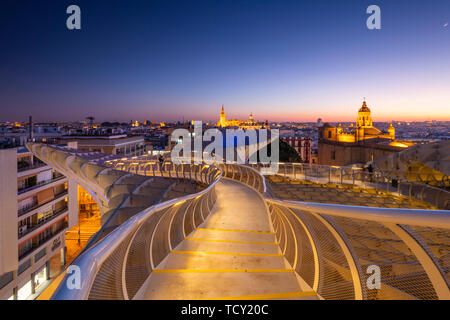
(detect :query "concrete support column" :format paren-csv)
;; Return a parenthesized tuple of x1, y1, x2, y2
(0, 149, 19, 275)
(31, 272, 36, 294)
(61, 247, 66, 267)
(45, 261, 50, 280)
(67, 179, 78, 229)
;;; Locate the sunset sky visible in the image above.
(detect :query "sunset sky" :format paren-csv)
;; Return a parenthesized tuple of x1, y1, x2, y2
(1, 0, 449, 123)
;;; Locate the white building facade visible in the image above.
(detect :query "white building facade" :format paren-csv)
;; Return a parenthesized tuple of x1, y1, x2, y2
(0, 147, 77, 300)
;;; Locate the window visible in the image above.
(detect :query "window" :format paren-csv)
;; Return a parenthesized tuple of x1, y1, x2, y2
(18, 259, 31, 275)
(19, 216, 31, 228)
(34, 266, 47, 291)
(18, 176, 37, 191)
(328, 131, 332, 138)
(45, 208, 52, 219)
(19, 240, 33, 259)
(17, 281, 32, 300)
(37, 211, 44, 221)
(35, 248, 46, 262)
(331, 151, 336, 160)
(19, 197, 36, 213)
(0, 271, 14, 289)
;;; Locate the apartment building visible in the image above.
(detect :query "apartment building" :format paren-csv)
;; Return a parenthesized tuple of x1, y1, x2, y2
(281, 136, 312, 164)
(0, 147, 77, 300)
(58, 134, 145, 156)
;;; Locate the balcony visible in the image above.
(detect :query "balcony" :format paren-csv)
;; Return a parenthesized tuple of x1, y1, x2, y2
(18, 221, 68, 261)
(17, 161, 48, 173)
(18, 189, 68, 217)
(18, 174, 66, 195)
(18, 205, 69, 239)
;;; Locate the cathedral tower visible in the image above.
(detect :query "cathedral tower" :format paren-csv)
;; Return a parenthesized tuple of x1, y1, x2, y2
(356, 100, 373, 127)
(219, 105, 226, 127)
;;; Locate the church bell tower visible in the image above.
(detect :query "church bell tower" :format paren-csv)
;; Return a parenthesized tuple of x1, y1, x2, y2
(220, 105, 226, 127)
(356, 100, 373, 128)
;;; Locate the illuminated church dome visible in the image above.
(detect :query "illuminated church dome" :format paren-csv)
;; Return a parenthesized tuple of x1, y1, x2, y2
(357, 100, 373, 127)
(359, 100, 371, 113)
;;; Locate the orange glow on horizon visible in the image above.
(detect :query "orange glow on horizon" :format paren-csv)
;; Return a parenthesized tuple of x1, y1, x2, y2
(216, 106, 450, 123)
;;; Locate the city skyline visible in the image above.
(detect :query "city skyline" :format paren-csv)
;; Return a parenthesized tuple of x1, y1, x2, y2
(3, 101, 450, 124)
(1, 0, 450, 122)
(1, 1, 449, 304)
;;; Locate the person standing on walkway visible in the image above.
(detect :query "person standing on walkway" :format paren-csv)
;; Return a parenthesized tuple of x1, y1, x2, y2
(368, 164, 374, 182)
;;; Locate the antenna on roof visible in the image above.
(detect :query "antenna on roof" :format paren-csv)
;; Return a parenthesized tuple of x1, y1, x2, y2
(29, 116, 33, 142)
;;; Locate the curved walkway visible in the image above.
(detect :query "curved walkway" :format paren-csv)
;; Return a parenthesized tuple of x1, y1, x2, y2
(142, 179, 317, 300)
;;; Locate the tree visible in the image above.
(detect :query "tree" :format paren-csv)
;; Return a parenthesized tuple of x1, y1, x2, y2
(279, 139, 302, 163)
(257, 138, 302, 163)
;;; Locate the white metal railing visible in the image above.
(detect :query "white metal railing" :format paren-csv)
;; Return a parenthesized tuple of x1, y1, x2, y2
(248, 162, 450, 300)
(374, 168, 449, 189)
(249, 162, 450, 210)
(78, 158, 450, 300)
(50, 161, 221, 300)
(265, 199, 450, 300)
(26, 143, 450, 300)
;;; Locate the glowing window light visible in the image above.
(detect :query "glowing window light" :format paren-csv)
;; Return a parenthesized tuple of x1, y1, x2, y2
(17, 281, 32, 300)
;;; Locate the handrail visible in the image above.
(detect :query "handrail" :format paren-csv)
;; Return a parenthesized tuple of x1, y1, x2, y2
(18, 175, 67, 195)
(247, 163, 450, 300)
(46, 158, 222, 300)
(51, 174, 220, 300)
(249, 161, 448, 187)
(250, 162, 450, 210)
(19, 205, 69, 239)
(18, 190, 68, 217)
(54, 159, 450, 299)
(18, 161, 49, 173)
(266, 198, 450, 229)
(26, 143, 449, 300)
(374, 168, 449, 188)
